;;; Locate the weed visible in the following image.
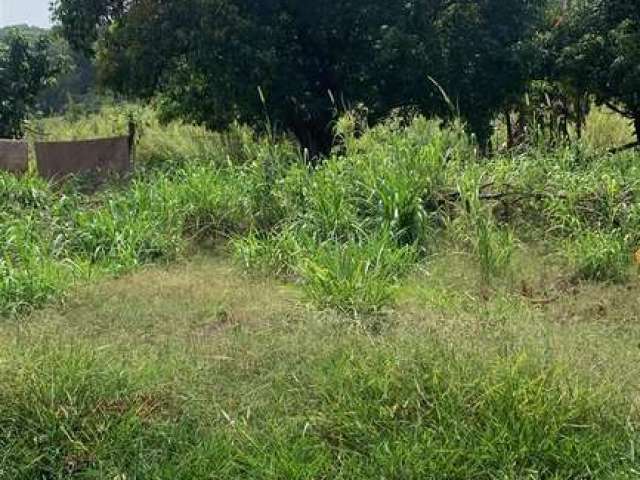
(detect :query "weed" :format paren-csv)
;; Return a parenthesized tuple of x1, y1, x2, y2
(567, 231, 630, 283)
(298, 231, 417, 314)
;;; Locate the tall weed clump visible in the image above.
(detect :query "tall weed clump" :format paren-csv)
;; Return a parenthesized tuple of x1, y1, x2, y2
(0, 174, 75, 315)
(450, 168, 516, 281)
(67, 179, 185, 273)
(567, 231, 630, 283)
(298, 231, 417, 315)
(232, 116, 473, 314)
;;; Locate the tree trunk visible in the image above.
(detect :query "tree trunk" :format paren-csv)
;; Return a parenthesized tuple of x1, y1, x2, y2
(574, 96, 583, 140)
(505, 110, 514, 149)
(291, 117, 334, 164)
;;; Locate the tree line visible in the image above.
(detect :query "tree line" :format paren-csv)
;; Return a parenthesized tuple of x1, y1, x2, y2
(2, 0, 639, 154)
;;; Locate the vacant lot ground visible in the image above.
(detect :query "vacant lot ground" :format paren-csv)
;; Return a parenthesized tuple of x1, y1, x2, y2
(2, 250, 638, 479)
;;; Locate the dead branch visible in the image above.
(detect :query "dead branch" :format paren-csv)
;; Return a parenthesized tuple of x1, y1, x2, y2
(608, 141, 639, 155)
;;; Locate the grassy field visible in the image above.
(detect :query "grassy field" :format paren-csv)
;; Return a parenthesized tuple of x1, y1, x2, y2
(1, 106, 640, 477)
(1, 252, 638, 478)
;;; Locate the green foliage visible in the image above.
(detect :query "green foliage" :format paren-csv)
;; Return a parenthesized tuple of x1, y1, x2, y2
(0, 257, 72, 316)
(567, 231, 630, 283)
(53, 0, 544, 153)
(0, 333, 635, 478)
(298, 232, 417, 315)
(584, 106, 636, 151)
(0, 346, 180, 478)
(0, 25, 97, 115)
(549, 0, 640, 144)
(2, 104, 640, 476)
(232, 229, 305, 279)
(67, 179, 184, 271)
(0, 32, 56, 137)
(455, 169, 516, 280)
(4, 106, 640, 316)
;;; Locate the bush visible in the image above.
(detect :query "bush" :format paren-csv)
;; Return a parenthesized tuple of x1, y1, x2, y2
(67, 179, 184, 272)
(298, 232, 417, 315)
(567, 231, 630, 283)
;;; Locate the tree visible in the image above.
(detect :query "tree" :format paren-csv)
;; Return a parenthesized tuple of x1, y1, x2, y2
(36, 31, 96, 114)
(52, 0, 544, 155)
(550, 0, 640, 146)
(51, 0, 130, 56)
(0, 33, 56, 138)
(434, 0, 545, 149)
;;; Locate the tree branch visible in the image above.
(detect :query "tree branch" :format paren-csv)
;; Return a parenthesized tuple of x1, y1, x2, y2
(605, 102, 631, 118)
(608, 141, 639, 155)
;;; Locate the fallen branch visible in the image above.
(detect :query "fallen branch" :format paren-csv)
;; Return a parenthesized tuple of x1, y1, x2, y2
(605, 102, 630, 117)
(442, 187, 567, 203)
(527, 295, 561, 306)
(608, 141, 639, 155)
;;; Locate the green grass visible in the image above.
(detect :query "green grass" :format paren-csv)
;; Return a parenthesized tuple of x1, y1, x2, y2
(567, 230, 631, 283)
(0, 255, 638, 478)
(2, 105, 640, 476)
(7, 106, 640, 315)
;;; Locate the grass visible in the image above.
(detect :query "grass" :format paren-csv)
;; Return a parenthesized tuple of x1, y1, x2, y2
(298, 231, 417, 314)
(583, 106, 636, 152)
(0, 254, 638, 478)
(5, 106, 640, 315)
(567, 230, 631, 283)
(1, 104, 640, 476)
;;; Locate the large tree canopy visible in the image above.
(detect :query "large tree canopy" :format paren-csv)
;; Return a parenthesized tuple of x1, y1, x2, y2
(53, 0, 544, 154)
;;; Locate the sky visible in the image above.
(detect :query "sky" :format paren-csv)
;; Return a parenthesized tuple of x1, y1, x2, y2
(0, 0, 52, 28)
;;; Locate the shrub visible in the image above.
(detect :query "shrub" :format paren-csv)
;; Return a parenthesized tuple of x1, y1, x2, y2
(298, 232, 417, 315)
(232, 228, 305, 279)
(567, 231, 630, 283)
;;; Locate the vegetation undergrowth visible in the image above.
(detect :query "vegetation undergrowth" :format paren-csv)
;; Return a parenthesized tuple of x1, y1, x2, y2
(2, 106, 639, 316)
(2, 105, 640, 478)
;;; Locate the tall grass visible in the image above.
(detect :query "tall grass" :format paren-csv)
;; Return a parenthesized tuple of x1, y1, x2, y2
(298, 231, 417, 314)
(2, 105, 640, 316)
(453, 168, 516, 280)
(567, 231, 630, 283)
(583, 106, 636, 152)
(2, 104, 640, 477)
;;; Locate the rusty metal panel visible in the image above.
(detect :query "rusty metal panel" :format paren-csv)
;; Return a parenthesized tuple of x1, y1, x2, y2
(35, 136, 132, 179)
(0, 140, 28, 174)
